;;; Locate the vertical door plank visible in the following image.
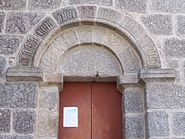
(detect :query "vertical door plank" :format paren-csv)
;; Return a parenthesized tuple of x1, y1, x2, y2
(92, 82, 123, 139)
(59, 83, 92, 139)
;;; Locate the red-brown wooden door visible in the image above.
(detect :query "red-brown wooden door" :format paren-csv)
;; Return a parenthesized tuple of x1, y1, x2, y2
(59, 83, 123, 139)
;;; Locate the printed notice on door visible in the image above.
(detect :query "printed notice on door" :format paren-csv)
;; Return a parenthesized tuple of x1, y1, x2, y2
(63, 107, 78, 127)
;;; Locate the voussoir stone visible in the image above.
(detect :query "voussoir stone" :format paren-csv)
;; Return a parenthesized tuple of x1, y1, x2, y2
(13, 110, 36, 134)
(173, 112, 185, 135)
(28, 0, 61, 10)
(77, 6, 97, 18)
(0, 12, 5, 33)
(34, 17, 57, 39)
(52, 7, 78, 25)
(177, 16, 185, 35)
(0, 35, 22, 55)
(0, 109, 11, 133)
(142, 15, 172, 35)
(147, 111, 169, 136)
(6, 12, 44, 34)
(164, 38, 185, 58)
(151, 0, 185, 13)
(69, 0, 112, 6)
(0, 0, 26, 10)
(146, 83, 185, 109)
(117, 0, 147, 12)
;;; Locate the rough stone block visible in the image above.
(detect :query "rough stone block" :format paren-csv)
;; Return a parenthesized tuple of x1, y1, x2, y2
(0, 109, 11, 133)
(151, 0, 185, 13)
(177, 16, 185, 35)
(37, 111, 58, 137)
(125, 116, 144, 138)
(13, 110, 35, 134)
(6, 12, 43, 34)
(117, 0, 147, 12)
(142, 15, 172, 35)
(0, 12, 5, 33)
(146, 83, 185, 109)
(0, 56, 6, 77)
(52, 7, 78, 25)
(69, 0, 112, 6)
(164, 38, 185, 58)
(0, 0, 26, 10)
(39, 87, 58, 110)
(34, 17, 56, 39)
(0, 82, 37, 108)
(0, 135, 33, 139)
(147, 111, 169, 136)
(0, 35, 22, 55)
(28, 0, 61, 10)
(173, 112, 185, 135)
(124, 90, 144, 113)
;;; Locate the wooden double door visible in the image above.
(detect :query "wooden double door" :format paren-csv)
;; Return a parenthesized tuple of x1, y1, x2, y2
(59, 82, 123, 139)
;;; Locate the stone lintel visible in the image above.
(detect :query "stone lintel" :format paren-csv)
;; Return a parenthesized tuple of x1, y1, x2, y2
(6, 67, 42, 82)
(140, 68, 176, 83)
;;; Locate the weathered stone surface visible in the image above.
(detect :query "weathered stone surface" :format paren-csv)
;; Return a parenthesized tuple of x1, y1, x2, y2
(146, 83, 185, 109)
(0, 135, 33, 139)
(125, 116, 144, 138)
(0, 0, 26, 10)
(164, 38, 185, 58)
(39, 87, 58, 110)
(59, 45, 122, 77)
(97, 7, 122, 24)
(37, 111, 58, 137)
(34, 17, 56, 39)
(177, 16, 185, 35)
(0, 35, 22, 55)
(117, 0, 147, 12)
(0, 12, 5, 33)
(17, 35, 41, 66)
(6, 12, 43, 34)
(0, 56, 6, 77)
(28, 0, 61, 10)
(77, 6, 97, 18)
(52, 7, 78, 25)
(0, 109, 11, 133)
(124, 89, 144, 113)
(0, 82, 37, 108)
(173, 112, 185, 135)
(148, 111, 169, 136)
(142, 15, 172, 35)
(6, 67, 43, 82)
(69, 0, 112, 6)
(151, 0, 185, 13)
(121, 16, 161, 68)
(13, 110, 35, 134)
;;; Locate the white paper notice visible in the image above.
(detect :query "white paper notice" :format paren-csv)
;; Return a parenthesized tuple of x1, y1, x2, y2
(63, 107, 78, 127)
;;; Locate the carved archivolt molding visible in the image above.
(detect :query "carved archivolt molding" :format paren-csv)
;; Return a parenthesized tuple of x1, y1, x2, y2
(16, 5, 161, 72)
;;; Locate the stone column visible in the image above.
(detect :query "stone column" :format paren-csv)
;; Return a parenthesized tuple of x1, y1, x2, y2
(118, 74, 145, 139)
(141, 69, 176, 139)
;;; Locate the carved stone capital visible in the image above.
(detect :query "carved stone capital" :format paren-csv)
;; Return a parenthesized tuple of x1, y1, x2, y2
(117, 74, 143, 93)
(140, 68, 176, 83)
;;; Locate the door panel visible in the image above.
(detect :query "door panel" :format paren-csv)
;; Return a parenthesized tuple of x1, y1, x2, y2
(59, 82, 123, 139)
(92, 83, 123, 139)
(59, 83, 92, 139)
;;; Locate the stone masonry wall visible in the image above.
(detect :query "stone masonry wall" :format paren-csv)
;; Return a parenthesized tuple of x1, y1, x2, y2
(0, 0, 185, 139)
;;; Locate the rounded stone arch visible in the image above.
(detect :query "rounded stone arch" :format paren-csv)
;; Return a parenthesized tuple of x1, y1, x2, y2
(15, 5, 161, 71)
